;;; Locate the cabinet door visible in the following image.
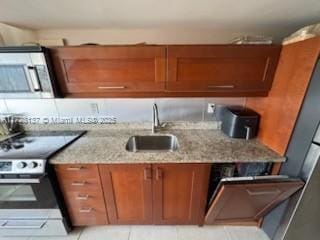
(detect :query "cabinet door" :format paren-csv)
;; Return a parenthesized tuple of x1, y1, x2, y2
(153, 164, 211, 225)
(167, 45, 281, 96)
(99, 164, 153, 224)
(205, 180, 304, 225)
(50, 46, 166, 97)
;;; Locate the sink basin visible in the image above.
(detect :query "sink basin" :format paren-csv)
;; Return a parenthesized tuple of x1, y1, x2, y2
(125, 135, 179, 152)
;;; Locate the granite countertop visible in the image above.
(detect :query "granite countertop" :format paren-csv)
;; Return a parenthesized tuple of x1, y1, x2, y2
(44, 122, 285, 164)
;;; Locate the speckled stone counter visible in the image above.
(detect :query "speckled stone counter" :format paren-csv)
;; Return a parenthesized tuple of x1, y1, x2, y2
(28, 122, 285, 164)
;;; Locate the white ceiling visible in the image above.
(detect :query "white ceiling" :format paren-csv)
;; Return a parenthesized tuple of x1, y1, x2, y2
(0, 0, 319, 39)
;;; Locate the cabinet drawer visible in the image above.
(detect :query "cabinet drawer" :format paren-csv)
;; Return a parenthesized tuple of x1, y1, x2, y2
(55, 164, 99, 179)
(64, 191, 105, 206)
(68, 206, 107, 226)
(58, 178, 102, 192)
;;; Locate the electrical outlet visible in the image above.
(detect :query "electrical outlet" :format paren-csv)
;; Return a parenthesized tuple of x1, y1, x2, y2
(207, 103, 215, 113)
(90, 103, 99, 115)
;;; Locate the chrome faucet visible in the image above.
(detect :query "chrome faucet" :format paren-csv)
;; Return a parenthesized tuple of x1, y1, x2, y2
(152, 103, 161, 134)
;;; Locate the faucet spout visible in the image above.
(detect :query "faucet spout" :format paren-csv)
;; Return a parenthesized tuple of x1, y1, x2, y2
(152, 103, 160, 133)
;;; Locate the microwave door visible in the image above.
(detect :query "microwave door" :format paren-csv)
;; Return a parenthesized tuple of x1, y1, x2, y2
(0, 64, 42, 98)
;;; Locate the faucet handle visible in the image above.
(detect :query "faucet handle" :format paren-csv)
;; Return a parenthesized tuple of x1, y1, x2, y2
(160, 122, 167, 128)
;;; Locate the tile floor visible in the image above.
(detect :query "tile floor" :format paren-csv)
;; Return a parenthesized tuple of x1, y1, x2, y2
(0, 225, 271, 240)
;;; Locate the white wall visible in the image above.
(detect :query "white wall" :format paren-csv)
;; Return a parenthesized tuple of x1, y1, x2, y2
(0, 23, 37, 46)
(0, 98, 246, 123)
(36, 28, 268, 45)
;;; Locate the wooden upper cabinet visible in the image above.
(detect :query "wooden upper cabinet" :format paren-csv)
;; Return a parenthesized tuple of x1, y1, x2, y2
(50, 46, 166, 96)
(153, 164, 211, 225)
(205, 179, 304, 225)
(167, 45, 281, 96)
(99, 164, 153, 224)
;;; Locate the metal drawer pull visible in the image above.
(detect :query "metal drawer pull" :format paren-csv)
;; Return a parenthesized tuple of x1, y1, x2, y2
(98, 86, 126, 90)
(79, 207, 93, 213)
(76, 194, 89, 200)
(67, 166, 83, 171)
(246, 188, 281, 196)
(207, 85, 235, 89)
(0, 220, 46, 229)
(71, 181, 86, 186)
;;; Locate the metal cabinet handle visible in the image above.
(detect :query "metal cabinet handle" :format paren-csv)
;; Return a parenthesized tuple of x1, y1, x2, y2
(71, 181, 86, 186)
(76, 194, 89, 200)
(67, 166, 83, 171)
(98, 86, 126, 90)
(79, 207, 93, 213)
(246, 188, 281, 196)
(156, 168, 163, 180)
(144, 167, 152, 180)
(207, 85, 235, 89)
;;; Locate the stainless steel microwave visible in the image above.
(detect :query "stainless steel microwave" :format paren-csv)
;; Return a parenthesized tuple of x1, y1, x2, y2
(0, 46, 59, 98)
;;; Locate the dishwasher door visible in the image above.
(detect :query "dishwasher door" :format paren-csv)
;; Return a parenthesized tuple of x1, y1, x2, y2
(205, 176, 304, 225)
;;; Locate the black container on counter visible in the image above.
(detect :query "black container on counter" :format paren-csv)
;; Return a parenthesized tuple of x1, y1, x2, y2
(221, 106, 260, 140)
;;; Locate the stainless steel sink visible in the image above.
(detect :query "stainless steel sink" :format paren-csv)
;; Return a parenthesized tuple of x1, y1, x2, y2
(125, 135, 179, 152)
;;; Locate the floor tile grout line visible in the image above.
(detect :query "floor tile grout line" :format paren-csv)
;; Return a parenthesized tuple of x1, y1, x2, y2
(175, 226, 179, 240)
(127, 226, 132, 240)
(77, 227, 85, 240)
(224, 226, 235, 240)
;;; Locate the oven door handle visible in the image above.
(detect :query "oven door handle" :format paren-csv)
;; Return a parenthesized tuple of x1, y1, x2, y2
(0, 177, 44, 184)
(0, 220, 46, 229)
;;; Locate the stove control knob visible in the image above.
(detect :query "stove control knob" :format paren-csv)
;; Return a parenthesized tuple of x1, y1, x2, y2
(17, 161, 27, 169)
(28, 161, 38, 169)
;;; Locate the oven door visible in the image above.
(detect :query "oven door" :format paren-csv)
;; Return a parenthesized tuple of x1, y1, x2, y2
(0, 175, 57, 210)
(0, 175, 70, 236)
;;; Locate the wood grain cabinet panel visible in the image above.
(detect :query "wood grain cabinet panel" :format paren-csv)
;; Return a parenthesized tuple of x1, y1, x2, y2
(167, 45, 281, 96)
(152, 164, 211, 225)
(205, 180, 304, 225)
(99, 164, 153, 224)
(246, 37, 320, 155)
(50, 46, 166, 96)
(50, 45, 281, 97)
(54, 164, 108, 226)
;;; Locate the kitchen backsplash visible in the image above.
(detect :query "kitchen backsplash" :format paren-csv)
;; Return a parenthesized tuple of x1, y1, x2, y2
(0, 98, 246, 123)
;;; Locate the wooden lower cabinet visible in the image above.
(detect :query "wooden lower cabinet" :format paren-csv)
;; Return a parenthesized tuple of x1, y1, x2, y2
(54, 164, 108, 226)
(153, 164, 211, 224)
(54, 163, 303, 227)
(98, 164, 153, 224)
(98, 164, 211, 225)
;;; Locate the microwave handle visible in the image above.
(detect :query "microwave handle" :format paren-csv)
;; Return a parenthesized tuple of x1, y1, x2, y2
(27, 66, 42, 92)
